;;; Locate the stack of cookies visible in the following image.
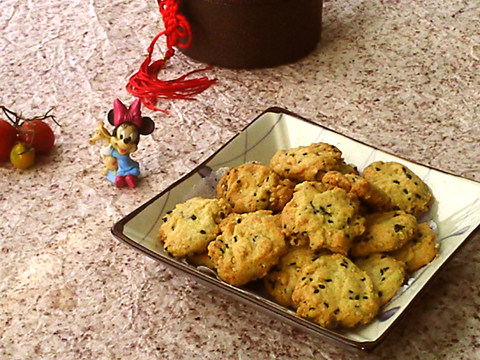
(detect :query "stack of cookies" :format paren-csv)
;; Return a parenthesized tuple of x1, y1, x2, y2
(158, 142, 439, 329)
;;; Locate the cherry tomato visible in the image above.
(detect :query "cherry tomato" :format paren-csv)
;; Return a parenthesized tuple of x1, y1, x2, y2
(19, 120, 55, 155)
(0, 119, 17, 162)
(10, 143, 35, 169)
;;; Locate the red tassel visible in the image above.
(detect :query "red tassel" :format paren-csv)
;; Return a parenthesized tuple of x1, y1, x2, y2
(126, 0, 216, 112)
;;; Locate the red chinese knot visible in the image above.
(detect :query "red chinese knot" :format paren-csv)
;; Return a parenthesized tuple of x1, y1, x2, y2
(126, 0, 216, 112)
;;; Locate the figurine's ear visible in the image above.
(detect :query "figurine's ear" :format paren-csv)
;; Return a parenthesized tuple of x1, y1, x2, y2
(107, 109, 115, 126)
(139, 117, 155, 135)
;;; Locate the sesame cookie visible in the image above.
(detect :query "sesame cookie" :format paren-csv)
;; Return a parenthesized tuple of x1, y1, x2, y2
(322, 171, 393, 212)
(281, 182, 365, 255)
(263, 246, 328, 308)
(354, 253, 406, 306)
(390, 222, 438, 273)
(186, 252, 216, 270)
(158, 197, 231, 258)
(216, 163, 295, 213)
(362, 161, 434, 218)
(269, 142, 353, 183)
(291, 253, 379, 328)
(350, 210, 418, 257)
(207, 211, 288, 286)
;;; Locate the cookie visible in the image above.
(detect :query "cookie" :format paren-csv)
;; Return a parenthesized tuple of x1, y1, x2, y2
(216, 162, 295, 213)
(350, 210, 418, 257)
(281, 181, 365, 255)
(158, 197, 231, 258)
(390, 222, 438, 272)
(362, 161, 434, 217)
(322, 171, 393, 212)
(263, 246, 328, 308)
(354, 253, 406, 306)
(269, 142, 353, 183)
(338, 163, 360, 176)
(291, 253, 379, 328)
(186, 252, 216, 270)
(207, 211, 288, 286)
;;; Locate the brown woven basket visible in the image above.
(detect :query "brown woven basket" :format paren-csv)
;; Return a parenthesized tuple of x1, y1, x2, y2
(177, 0, 323, 69)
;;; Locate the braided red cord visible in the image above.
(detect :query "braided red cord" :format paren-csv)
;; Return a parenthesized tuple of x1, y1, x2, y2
(126, 0, 216, 112)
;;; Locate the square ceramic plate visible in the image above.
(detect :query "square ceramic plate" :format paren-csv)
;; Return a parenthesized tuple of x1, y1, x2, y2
(112, 107, 480, 351)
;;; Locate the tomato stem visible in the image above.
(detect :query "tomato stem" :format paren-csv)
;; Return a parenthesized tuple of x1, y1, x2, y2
(1, 106, 21, 127)
(0, 105, 60, 127)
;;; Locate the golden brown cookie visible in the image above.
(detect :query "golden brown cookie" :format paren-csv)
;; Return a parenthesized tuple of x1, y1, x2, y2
(186, 252, 216, 270)
(207, 211, 288, 286)
(281, 181, 365, 255)
(269, 142, 351, 183)
(389, 222, 438, 272)
(354, 253, 406, 306)
(322, 171, 393, 212)
(362, 161, 434, 218)
(338, 163, 360, 175)
(216, 162, 294, 213)
(263, 246, 328, 308)
(350, 210, 418, 257)
(291, 253, 379, 328)
(158, 197, 231, 258)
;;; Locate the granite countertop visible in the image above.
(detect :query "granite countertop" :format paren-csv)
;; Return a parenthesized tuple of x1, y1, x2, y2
(1, 0, 479, 359)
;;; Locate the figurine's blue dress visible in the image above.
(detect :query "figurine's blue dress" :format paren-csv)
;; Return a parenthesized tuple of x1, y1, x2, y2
(106, 148, 140, 183)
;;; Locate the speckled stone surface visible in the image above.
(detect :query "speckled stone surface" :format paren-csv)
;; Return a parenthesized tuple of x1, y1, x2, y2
(1, 0, 479, 359)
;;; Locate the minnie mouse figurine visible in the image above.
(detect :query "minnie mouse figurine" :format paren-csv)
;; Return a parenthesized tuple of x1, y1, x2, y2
(89, 98, 155, 188)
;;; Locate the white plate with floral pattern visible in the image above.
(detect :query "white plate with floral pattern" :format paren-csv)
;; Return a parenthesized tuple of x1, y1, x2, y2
(112, 107, 480, 351)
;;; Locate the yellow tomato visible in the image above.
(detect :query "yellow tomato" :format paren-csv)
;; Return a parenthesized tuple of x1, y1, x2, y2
(10, 143, 35, 169)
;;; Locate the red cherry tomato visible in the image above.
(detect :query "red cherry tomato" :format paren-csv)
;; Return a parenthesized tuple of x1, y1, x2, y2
(0, 119, 17, 162)
(19, 120, 55, 155)
(10, 143, 35, 169)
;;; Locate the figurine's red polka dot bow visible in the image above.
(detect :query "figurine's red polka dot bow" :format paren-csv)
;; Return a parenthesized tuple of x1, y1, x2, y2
(126, 0, 216, 113)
